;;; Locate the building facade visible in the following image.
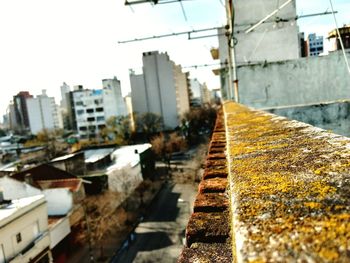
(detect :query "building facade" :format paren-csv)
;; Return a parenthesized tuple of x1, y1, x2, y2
(189, 78, 211, 107)
(0, 195, 52, 263)
(130, 51, 190, 129)
(26, 90, 62, 134)
(307, 33, 324, 56)
(328, 25, 350, 52)
(67, 78, 127, 139)
(13, 91, 33, 133)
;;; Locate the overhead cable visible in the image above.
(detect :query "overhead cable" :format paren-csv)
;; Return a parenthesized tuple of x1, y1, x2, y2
(329, 0, 350, 74)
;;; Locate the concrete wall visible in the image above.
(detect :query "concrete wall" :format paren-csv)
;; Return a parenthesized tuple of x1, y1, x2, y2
(238, 51, 350, 108)
(174, 65, 190, 119)
(130, 51, 189, 129)
(234, 0, 299, 64)
(27, 95, 60, 134)
(130, 73, 148, 114)
(266, 101, 350, 138)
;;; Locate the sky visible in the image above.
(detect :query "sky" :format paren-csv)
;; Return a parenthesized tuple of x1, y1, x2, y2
(0, 0, 349, 119)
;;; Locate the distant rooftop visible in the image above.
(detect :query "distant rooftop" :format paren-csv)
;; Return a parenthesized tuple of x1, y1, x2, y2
(11, 164, 77, 183)
(109, 143, 152, 170)
(84, 148, 115, 164)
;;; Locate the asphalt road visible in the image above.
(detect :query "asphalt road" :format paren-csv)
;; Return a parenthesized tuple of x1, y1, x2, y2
(111, 182, 197, 263)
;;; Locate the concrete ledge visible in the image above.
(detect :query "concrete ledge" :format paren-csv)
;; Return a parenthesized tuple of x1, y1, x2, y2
(178, 242, 232, 262)
(178, 111, 232, 262)
(225, 102, 350, 262)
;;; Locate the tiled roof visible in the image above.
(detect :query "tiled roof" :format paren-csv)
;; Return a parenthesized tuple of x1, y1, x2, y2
(36, 178, 82, 192)
(11, 164, 77, 182)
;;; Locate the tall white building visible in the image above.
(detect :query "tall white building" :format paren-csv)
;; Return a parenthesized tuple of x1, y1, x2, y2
(102, 77, 127, 117)
(26, 90, 62, 134)
(130, 51, 190, 129)
(189, 78, 211, 107)
(60, 82, 70, 109)
(68, 78, 127, 139)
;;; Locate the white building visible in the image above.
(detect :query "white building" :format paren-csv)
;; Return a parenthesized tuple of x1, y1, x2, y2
(307, 33, 324, 56)
(130, 51, 190, 129)
(0, 194, 52, 263)
(189, 78, 211, 106)
(60, 82, 70, 109)
(102, 77, 128, 117)
(26, 90, 62, 134)
(69, 78, 127, 139)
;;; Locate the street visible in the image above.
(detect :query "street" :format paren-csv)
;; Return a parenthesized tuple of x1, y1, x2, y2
(111, 182, 197, 263)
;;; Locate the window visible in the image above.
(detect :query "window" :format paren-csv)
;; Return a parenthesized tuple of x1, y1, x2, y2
(77, 109, 84, 115)
(79, 126, 87, 131)
(86, 108, 94, 113)
(75, 101, 83, 106)
(98, 124, 106, 130)
(96, 107, 104, 112)
(96, 116, 105, 122)
(87, 117, 95, 122)
(16, 233, 22, 243)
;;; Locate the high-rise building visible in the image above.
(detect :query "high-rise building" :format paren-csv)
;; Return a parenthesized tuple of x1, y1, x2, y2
(102, 77, 127, 117)
(67, 78, 127, 139)
(130, 51, 190, 129)
(26, 90, 62, 134)
(13, 91, 32, 133)
(307, 33, 324, 56)
(60, 82, 70, 108)
(189, 78, 211, 107)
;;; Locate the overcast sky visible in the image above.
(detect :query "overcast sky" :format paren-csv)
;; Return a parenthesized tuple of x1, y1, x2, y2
(0, 0, 349, 119)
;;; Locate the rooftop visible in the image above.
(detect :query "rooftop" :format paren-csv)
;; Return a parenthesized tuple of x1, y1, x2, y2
(84, 148, 114, 164)
(11, 164, 77, 182)
(0, 195, 45, 228)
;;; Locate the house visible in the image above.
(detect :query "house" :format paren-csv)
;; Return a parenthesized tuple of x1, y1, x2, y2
(0, 194, 52, 263)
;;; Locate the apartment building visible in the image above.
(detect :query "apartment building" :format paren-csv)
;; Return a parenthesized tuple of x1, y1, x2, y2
(130, 51, 190, 129)
(67, 78, 127, 139)
(26, 90, 62, 134)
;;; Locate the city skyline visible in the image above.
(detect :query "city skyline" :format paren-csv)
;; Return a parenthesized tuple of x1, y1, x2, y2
(0, 0, 349, 119)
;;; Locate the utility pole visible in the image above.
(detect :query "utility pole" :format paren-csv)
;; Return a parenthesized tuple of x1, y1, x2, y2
(225, 0, 239, 102)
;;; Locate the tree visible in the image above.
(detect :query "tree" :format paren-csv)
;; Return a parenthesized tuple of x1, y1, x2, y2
(83, 191, 122, 261)
(100, 115, 132, 145)
(135, 112, 163, 140)
(25, 128, 66, 159)
(151, 132, 187, 170)
(182, 105, 217, 145)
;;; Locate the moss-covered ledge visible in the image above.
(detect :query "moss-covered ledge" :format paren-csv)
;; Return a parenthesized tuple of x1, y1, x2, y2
(225, 102, 350, 262)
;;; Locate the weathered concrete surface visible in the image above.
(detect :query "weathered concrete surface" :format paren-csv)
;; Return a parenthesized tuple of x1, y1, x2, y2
(238, 51, 350, 109)
(225, 102, 350, 262)
(265, 100, 350, 138)
(178, 112, 232, 262)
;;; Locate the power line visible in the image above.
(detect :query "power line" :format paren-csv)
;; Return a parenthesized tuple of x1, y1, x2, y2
(245, 0, 293, 33)
(118, 26, 224, 44)
(234, 11, 338, 33)
(125, 0, 193, 6)
(329, 0, 350, 74)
